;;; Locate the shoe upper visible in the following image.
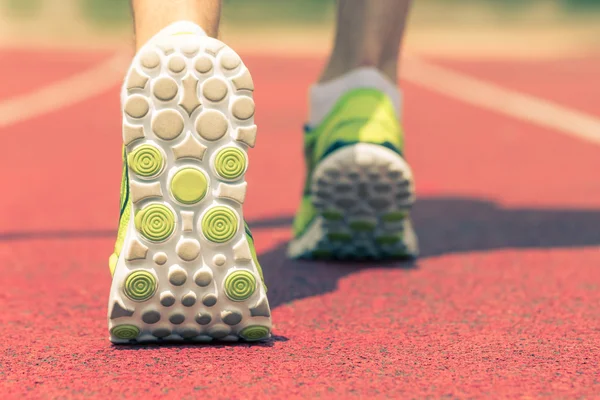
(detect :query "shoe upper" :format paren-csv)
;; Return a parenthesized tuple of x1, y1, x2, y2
(109, 146, 130, 275)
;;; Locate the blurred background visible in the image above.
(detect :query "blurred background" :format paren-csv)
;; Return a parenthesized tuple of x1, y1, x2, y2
(0, 0, 599, 59)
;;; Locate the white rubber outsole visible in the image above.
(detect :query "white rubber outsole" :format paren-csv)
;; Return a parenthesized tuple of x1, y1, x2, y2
(288, 143, 419, 260)
(107, 30, 271, 344)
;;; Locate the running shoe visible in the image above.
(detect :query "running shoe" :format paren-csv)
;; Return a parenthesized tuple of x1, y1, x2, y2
(288, 88, 419, 260)
(107, 21, 271, 343)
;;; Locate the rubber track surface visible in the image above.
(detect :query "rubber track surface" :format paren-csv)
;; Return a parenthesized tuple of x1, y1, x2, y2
(1, 51, 599, 399)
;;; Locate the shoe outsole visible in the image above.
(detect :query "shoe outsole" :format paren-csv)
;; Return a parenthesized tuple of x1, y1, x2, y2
(288, 143, 419, 260)
(108, 33, 271, 344)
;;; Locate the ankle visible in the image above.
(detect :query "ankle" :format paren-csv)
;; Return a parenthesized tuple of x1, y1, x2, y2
(309, 67, 401, 127)
(319, 45, 399, 84)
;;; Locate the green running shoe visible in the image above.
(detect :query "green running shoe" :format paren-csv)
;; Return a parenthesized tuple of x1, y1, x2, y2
(288, 88, 419, 260)
(107, 22, 271, 344)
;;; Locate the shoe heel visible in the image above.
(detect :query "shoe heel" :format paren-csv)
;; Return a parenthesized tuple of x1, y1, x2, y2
(108, 33, 271, 343)
(306, 143, 418, 259)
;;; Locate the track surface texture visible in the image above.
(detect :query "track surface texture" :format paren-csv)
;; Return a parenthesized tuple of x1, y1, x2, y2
(1, 49, 600, 399)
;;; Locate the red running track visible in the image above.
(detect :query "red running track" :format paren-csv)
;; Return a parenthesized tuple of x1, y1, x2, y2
(1, 49, 599, 399)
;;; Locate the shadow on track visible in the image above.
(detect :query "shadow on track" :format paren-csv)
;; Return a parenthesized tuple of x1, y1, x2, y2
(256, 196, 600, 308)
(111, 334, 289, 350)
(1, 196, 598, 310)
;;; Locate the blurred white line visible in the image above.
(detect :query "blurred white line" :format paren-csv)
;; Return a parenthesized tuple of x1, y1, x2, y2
(1, 50, 599, 148)
(402, 55, 600, 145)
(0, 51, 130, 129)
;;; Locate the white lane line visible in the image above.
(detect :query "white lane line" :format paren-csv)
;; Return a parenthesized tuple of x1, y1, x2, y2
(401, 55, 600, 145)
(1, 49, 599, 148)
(0, 51, 131, 129)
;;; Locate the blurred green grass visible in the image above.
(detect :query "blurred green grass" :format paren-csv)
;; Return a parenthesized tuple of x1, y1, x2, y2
(78, 0, 336, 27)
(3, 0, 600, 27)
(85, 0, 600, 27)
(4, 0, 41, 17)
(80, 0, 131, 25)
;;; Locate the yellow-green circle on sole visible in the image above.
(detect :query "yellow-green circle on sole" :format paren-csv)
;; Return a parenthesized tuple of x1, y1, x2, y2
(240, 325, 269, 341)
(170, 168, 208, 204)
(202, 206, 238, 243)
(382, 210, 408, 222)
(124, 270, 157, 301)
(349, 220, 376, 232)
(214, 147, 246, 180)
(327, 232, 352, 242)
(128, 145, 164, 177)
(111, 324, 140, 339)
(322, 210, 343, 221)
(375, 234, 402, 245)
(224, 269, 256, 301)
(135, 204, 176, 242)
